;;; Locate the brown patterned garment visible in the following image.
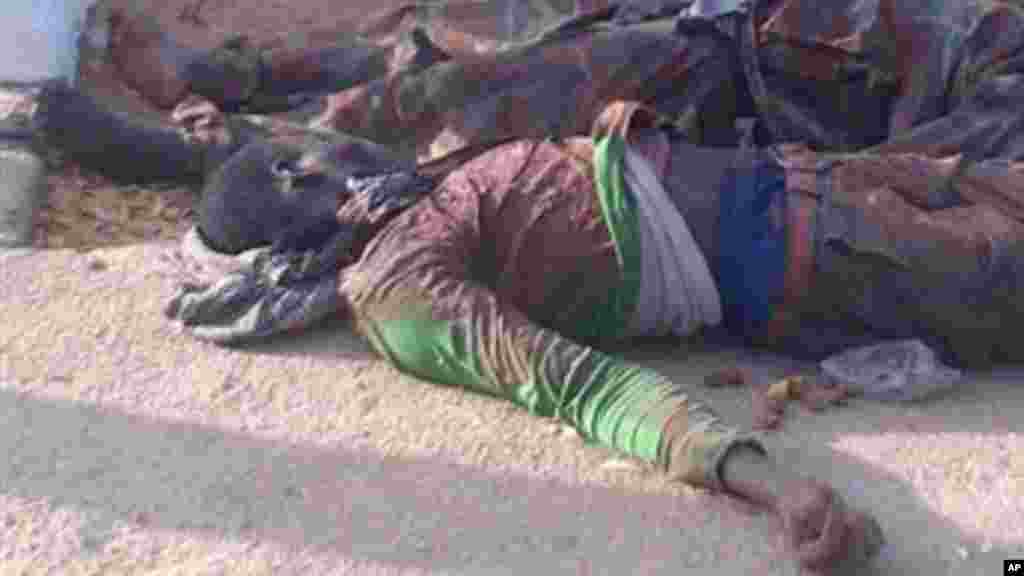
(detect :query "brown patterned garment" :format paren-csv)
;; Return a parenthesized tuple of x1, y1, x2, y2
(340, 129, 759, 490)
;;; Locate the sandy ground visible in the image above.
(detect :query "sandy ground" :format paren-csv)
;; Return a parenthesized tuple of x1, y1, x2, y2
(1, 241, 1022, 575)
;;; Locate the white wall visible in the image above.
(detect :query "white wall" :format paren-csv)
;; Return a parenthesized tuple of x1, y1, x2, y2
(0, 0, 98, 83)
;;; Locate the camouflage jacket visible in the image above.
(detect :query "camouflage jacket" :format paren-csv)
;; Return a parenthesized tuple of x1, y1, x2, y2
(306, 0, 1024, 162)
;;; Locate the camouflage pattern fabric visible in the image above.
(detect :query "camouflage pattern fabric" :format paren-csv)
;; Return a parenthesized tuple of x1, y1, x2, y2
(772, 144, 1024, 367)
(311, 18, 735, 158)
(713, 0, 1024, 366)
(104, 0, 581, 112)
(303, 0, 1024, 161)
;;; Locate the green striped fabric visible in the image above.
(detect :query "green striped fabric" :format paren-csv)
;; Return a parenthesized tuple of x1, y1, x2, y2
(577, 134, 642, 343)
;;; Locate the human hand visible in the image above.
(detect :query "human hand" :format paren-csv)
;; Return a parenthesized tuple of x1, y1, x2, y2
(776, 478, 884, 574)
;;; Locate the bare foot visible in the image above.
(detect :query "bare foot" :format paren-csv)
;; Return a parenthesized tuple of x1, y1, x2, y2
(777, 478, 884, 573)
(721, 448, 884, 573)
(778, 479, 847, 571)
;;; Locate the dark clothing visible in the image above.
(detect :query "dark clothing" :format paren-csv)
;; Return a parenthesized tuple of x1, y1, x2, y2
(658, 137, 1024, 366)
(783, 151, 1024, 367)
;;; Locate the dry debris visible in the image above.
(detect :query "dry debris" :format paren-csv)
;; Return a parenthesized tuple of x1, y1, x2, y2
(702, 367, 747, 388)
(36, 159, 194, 250)
(749, 374, 852, 431)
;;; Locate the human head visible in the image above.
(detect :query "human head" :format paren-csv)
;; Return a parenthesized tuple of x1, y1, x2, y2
(196, 133, 412, 254)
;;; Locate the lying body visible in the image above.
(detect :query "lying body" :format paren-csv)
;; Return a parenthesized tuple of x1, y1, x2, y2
(103, 3, 740, 158)
(105, 0, 1024, 166)
(64, 82, 1024, 572)
(43, 1, 1024, 571)
(103, 0, 593, 113)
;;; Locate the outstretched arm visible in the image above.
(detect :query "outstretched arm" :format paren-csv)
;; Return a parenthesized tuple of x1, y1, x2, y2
(37, 82, 209, 187)
(341, 141, 883, 570)
(343, 191, 884, 572)
(341, 151, 755, 488)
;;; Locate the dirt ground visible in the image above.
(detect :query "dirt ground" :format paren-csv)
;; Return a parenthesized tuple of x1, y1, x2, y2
(3, 1, 1023, 574)
(2, 244, 1023, 575)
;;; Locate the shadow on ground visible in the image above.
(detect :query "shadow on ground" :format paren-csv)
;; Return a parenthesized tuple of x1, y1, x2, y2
(2, 360, 1021, 574)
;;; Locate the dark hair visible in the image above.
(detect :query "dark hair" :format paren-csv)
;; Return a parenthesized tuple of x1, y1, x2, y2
(196, 132, 413, 254)
(198, 140, 340, 254)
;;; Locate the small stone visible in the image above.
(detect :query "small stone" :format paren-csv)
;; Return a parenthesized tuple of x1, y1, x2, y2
(686, 548, 705, 566)
(751, 381, 788, 430)
(766, 376, 803, 402)
(703, 367, 746, 388)
(600, 458, 642, 473)
(162, 206, 183, 221)
(752, 403, 784, 430)
(558, 425, 580, 440)
(555, 534, 579, 551)
(358, 395, 380, 416)
(799, 381, 850, 412)
(955, 545, 969, 560)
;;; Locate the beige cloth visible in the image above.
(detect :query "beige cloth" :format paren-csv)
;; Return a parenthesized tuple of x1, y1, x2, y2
(625, 147, 722, 337)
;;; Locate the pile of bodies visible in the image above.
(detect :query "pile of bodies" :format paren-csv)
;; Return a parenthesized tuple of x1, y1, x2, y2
(37, 0, 1024, 572)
